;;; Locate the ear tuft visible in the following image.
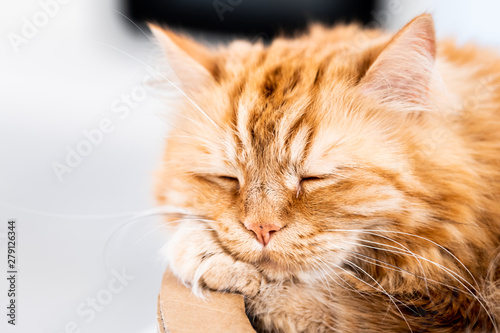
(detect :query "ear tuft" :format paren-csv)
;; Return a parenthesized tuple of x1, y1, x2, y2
(148, 23, 216, 92)
(359, 14, 436, 107)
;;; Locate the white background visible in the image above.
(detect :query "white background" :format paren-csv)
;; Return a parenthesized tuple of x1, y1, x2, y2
(1, 1, 499, 332)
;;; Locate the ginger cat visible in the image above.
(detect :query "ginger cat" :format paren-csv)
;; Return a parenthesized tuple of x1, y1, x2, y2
(151, 14, 500, 332)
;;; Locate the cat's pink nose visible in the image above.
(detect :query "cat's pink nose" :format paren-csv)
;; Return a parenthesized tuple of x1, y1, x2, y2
(245, 223, 281, 246)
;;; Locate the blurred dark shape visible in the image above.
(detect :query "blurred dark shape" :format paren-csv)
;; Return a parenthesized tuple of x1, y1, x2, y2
(124, 0, 375, 41)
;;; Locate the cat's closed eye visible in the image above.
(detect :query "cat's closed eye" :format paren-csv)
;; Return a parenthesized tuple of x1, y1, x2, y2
(297, 176, 329, 196)
(300, 176, 325, 183)
(201, 174, 240, 190)
(299, 166, 353, 189)
(217, 175, 239, 183)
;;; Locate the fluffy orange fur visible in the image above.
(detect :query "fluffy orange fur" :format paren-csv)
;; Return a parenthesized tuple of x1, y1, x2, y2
(151, 14, 500, 332)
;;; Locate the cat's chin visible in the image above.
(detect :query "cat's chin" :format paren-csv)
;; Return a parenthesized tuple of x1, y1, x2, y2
(250, 246, 346, 281)
(254, 252, 313, 280)
(258, 259, 295, 280)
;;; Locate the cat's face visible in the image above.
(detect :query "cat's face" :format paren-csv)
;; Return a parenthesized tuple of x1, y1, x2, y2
(153, 16, 458, 280)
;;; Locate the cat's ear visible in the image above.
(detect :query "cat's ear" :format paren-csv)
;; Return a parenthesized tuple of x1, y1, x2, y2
(148, 24, 217, 91)
(359, 14, 436, 107)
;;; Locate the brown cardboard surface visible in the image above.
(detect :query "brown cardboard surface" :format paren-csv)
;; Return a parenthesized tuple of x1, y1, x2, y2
(157, 269, 256, 333)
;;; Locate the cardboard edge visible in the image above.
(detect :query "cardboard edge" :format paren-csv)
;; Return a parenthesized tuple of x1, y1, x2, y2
(157, 269, 256, 333)
(157, 295, 169, 333)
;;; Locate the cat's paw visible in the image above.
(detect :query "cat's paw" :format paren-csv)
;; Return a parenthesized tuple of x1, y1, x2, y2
(198, 256, 263, 297)
(166, 222, 263, 297)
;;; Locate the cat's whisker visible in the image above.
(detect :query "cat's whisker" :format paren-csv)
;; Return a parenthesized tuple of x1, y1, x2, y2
(132, 220, 215, 246)
(312, 262, 335, 297)
(314, 241, 470, 297)
(170, 127, 226, 147)
(314, 258, 352, 293)
(166, 135, 221, 146)
(344, 230, 497, 325)
(332, 237, 497, 329)
(314, 257, 373, 303)
(103, 205, 202, 268)
(352, 235, 431, 296)
(342, 258, 414, 332)
(340, 239, 477, 292)
(159, 156, 214, 163)
(113, 10, 154, 43)
(325, 259, 413, 331)
(105, 206, 197, 243)
(328, 228, 487, 308)
(485, 249, 500, 282)
(328, 228, 480, 290)
(338, 247, 473, 297)
(159, 165, 214, 173)
(354, 235, 429, 282)
(331, 258, 415, 315)
(94, 41, 220, 130)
